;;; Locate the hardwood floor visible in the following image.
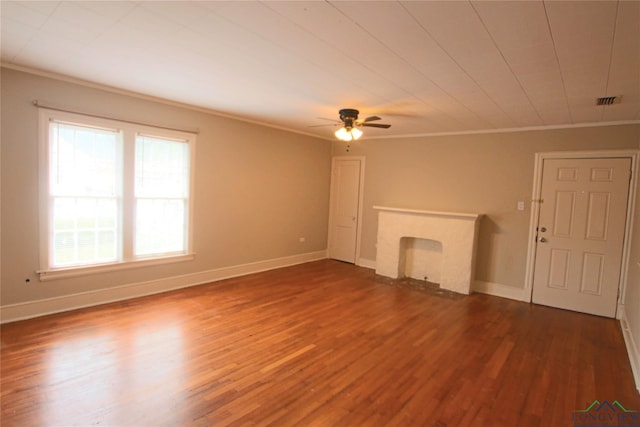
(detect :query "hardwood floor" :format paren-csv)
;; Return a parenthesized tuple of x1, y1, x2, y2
(2, 260, 639, 426)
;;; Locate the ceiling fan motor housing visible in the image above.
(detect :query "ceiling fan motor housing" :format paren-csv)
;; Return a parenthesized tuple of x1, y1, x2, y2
(339, 108, 359, 128)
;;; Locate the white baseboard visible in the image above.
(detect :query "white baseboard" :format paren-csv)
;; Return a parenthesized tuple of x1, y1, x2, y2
(357, 257, 376, 270)
(619, 306, 640, 393)
(472, 280, 527, 302)
(0, 250, 327, 324)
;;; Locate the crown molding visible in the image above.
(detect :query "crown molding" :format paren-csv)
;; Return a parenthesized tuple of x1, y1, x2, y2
(4, 62, 636, 142)
(1, 62, 331, 141)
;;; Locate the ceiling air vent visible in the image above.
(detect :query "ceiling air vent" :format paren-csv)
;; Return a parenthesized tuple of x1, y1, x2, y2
(596, 96, 621, 106)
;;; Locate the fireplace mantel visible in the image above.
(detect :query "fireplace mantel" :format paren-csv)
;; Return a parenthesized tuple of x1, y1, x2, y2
(373, 206, 482, 294)
(373, 206, 480, 220)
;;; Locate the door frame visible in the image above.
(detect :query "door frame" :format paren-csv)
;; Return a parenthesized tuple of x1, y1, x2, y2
(523, 149, 639, 318)
(327, 156, 366, 264)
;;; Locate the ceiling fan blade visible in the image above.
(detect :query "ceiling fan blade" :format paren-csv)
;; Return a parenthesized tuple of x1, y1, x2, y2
(308, 123, 338, 128)
(361, 123, 391, 128)
(316, 117, 341, 123)
(355, 115, 381, 125)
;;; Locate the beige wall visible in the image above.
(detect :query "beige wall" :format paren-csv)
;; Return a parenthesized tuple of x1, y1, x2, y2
(333, 125, 640, 289)
(1, 68, 331, 306)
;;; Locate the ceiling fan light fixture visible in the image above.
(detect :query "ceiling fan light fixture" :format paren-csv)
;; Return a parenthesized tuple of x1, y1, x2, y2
(335, 126, 362, 141)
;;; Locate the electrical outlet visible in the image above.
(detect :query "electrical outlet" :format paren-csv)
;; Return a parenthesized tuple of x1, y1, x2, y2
(299, 237, 305, 243)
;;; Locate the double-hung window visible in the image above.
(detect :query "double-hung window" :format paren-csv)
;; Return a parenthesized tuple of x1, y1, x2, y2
(39, 109, 195, 279)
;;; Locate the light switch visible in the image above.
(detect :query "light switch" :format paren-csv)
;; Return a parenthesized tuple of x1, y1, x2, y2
(517, 201, 525, 211)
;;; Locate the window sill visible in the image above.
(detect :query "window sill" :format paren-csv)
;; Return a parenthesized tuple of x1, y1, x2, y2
(37, 253, 196, 282)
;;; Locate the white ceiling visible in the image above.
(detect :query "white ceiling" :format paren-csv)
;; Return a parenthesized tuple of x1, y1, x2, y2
(2, 1, 639, 139)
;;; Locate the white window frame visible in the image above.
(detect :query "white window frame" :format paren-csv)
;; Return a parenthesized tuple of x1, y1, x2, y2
(38, 108, 196, 281)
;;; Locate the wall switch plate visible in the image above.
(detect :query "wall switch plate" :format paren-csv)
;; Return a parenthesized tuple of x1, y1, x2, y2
(517, 201, 525, 211)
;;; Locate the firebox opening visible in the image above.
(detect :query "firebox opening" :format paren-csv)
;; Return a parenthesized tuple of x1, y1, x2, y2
(399, 237, 443, 284)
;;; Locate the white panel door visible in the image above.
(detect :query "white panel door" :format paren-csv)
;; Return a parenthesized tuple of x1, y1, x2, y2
(328, 158, 362, 263)
(532, 158, 631, 318)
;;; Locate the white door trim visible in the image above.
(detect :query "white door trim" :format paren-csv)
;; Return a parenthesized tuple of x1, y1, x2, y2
(327, 156, 366, 264)
(523, 149, 639, 318)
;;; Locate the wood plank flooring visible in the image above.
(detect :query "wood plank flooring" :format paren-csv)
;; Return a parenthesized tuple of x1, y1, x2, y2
(1, 260, 639, 426)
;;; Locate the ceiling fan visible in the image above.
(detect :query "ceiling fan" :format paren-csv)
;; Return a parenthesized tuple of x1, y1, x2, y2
(313, 108, 391, 141)
(338, 108, 391, 129)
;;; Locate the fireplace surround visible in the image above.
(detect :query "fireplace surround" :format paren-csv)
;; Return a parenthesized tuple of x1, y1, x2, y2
(374, 206, 481, 295)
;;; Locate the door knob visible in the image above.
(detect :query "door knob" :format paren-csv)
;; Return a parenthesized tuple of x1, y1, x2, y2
(540, 227, 547, 232)
(539, 237, 547, 243)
